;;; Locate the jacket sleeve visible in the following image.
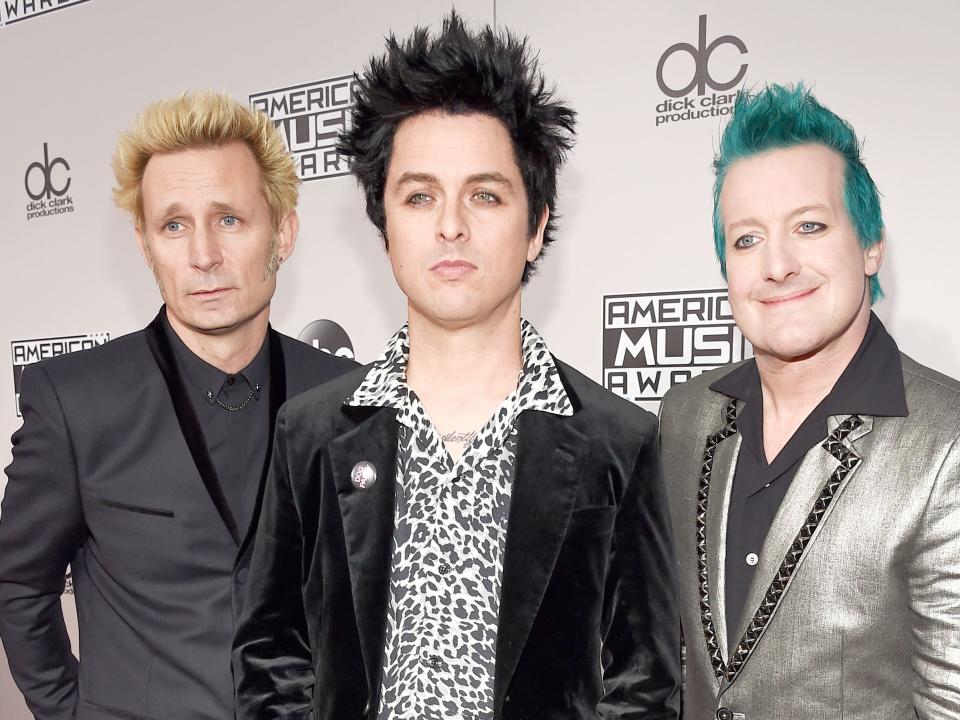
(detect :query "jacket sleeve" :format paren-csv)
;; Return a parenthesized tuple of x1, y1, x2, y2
(911, 434, 960, 718)
(598, 426, 681, 719)
(233, 405, 315, 719)
(0, 364, 85, 720)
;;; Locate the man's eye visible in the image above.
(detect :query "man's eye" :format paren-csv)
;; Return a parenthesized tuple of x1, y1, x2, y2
(164, 221, 183, 232)
(473, 190, 500, 204)
(221, 215, 239, 227)
(408, 192, 431, 206)
(734, 234, 759, 249)
(798, 221, 824, 233)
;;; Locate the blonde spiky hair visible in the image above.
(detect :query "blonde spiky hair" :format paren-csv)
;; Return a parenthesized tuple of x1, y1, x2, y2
(112, 91, 298, 231)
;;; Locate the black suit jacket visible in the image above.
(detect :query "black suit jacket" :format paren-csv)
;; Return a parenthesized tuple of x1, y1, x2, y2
(0, 310, 355, 720)
(233, 359, 680, 719)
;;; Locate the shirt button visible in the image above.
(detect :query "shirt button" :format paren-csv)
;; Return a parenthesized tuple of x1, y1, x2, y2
(745, 552, 759, 566)
(438, 563, 451, 575)
(426, 654, 443, 670)
(716, 708, 734, 720)
(226, 376, 236, 386)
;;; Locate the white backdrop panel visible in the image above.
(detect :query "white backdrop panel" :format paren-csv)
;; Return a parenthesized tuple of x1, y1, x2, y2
(1, 1, 958, 716)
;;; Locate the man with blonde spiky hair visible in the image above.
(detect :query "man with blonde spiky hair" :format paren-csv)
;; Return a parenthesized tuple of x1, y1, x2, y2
(0, 91, 353, 720)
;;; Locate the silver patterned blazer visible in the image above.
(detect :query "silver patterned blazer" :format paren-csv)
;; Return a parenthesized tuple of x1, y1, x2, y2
(659, 353, 960, 720)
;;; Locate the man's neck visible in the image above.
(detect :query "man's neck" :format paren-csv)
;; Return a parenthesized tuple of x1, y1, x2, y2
(165, 308, 269, 375)
(754, 306, 871, 461)
(405, 295, 524, 459)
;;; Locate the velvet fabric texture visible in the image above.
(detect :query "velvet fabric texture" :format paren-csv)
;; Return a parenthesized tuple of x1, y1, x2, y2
(233, 359, 681, 719)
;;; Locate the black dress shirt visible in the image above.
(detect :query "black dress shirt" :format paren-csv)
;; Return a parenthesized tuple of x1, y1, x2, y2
(710, 312, 908, 641)
(162, 314, 270, 531)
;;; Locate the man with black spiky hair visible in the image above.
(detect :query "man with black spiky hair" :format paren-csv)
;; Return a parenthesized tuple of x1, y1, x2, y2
(233, 12, 680, 720)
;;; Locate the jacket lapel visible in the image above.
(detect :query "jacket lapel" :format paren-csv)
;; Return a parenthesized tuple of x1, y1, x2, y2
(723, 413, 873, 683)
(694, 398, 740, 680)
(236, 329, 287, 562)
(329, 406, 398, 705)
(144, 311, 241, 545)
(705, 425, 740, 661)
(493, 409, 589, 715)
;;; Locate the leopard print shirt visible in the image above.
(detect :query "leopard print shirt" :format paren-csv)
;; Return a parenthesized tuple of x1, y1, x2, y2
(346, 320, 572, 720)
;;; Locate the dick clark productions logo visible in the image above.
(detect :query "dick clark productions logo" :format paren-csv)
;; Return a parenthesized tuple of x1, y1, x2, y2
(24, 143, 76, 220)
(654, 15, 748, 127)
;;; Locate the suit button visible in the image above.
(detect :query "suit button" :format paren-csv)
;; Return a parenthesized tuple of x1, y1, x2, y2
(237, 568, 249, 584)
(717, 708, 734, 720)
(439, 563, 451, 575)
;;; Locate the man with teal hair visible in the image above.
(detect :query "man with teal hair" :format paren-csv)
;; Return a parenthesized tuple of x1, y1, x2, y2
(660, 83, 960, 719)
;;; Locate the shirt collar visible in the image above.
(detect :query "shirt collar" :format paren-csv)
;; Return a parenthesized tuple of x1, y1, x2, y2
(710, 311, 908, 418)
(161, 311, 268, 405)
(346, 319, 572, 417)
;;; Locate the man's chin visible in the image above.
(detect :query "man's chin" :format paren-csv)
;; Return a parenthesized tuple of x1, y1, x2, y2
(171, 309, 242, 336)
(754, 332, 828, 364)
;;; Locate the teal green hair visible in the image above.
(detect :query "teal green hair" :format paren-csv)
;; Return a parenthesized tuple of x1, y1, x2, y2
(712, 83, 884, 303)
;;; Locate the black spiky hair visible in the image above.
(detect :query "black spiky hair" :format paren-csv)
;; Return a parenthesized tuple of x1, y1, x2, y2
(338, 10, 577, 282)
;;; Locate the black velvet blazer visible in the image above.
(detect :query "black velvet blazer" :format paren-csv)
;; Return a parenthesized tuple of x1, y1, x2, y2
(233, 358, 680, 720)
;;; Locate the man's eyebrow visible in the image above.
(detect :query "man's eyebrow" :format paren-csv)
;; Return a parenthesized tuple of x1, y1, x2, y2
(727, 216, 762, 234)
(465, 172, 514, 189)
(158, 202, 185, 220)
(209, 201, 242, 214)
(391, 172, 440, 193)
(727, 205, 831, 234)
(389, 171, 516, 193)
(787, 204, 830, 218)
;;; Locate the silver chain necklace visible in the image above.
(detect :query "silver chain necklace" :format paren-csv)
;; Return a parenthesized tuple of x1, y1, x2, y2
(209, 381, 261, 412)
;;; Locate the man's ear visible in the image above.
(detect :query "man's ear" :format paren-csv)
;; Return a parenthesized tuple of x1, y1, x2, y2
(864, 234, 885, 277)
(276, 210, 300, 264)
(526, 207, 549, 263)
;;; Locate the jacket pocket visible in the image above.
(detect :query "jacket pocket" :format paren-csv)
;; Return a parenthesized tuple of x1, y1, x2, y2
(77, 698, 157, 720)
(98, 499, 174, 518)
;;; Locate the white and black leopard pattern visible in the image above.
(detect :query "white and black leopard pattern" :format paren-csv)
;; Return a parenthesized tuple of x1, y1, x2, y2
(346, 320, 572, 719)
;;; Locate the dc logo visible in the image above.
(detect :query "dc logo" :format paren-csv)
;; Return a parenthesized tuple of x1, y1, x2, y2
(656, 15, 748, 98)
(25, 143, 71, 201)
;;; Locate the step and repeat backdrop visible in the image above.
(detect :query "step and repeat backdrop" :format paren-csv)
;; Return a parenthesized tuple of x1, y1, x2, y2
(2, 0, 958, 715)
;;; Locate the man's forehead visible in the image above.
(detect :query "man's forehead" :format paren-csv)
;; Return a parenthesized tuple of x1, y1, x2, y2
(141, 142, 261, 211)
(387, 110, 519, 179)
(727, 144, 844, 186)
(722, 144, 845, 215)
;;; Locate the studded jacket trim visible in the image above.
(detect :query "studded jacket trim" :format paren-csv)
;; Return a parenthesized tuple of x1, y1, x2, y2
(696, 398, 864, 683)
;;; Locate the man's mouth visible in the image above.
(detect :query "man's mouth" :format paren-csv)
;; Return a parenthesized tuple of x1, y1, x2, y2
(430, 259, 477, 280)
(190, 287, 232, 298)
(759, 287, 816, 305)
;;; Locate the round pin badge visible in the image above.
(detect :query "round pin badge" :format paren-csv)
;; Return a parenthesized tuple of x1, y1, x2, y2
(350, 461, 377, 490)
